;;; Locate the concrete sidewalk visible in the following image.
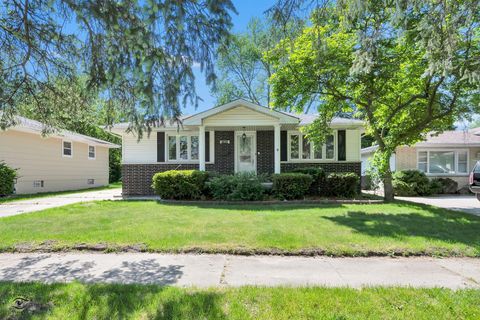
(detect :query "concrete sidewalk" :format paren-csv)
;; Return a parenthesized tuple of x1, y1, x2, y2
(0, 253, 478, 289)
(0, 188, 121, 218)
(397, 195, 480, 216)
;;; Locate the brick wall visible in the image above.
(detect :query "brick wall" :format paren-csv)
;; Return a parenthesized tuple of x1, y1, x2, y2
(207, 131, 234, 174)
(257, 131, 274, 175)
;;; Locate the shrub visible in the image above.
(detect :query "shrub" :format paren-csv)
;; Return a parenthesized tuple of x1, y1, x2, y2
(208, 172, 265, 201)
(0, 162, 17, 196)
(392, 170, 432, 196)
(152, 170, 209, 200)
(430, 178, 458, 194)
(291, 167, 326, 195)
(324, 173, 360, 198)
(272, 173, 312, 200)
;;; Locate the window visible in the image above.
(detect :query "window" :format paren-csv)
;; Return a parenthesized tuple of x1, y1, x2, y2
(168, 136, 176, 160)
(417, 150, 468, 175)
(87, 179, 95, 185)
(88, 146, 96, 159)
(167, 134, 201, 161)
(63, 141, 72, 157)
(289, 132, 336, 161)
(33, 180, 44, 188)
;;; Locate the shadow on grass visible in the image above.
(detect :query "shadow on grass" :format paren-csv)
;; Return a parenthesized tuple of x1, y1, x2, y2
(156, 201, 346, 212)
(326, 208, 480, 248)
(0, 282, 227, 319)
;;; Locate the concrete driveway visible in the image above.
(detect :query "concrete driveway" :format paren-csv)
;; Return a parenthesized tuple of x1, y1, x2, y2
(0, 188, 121, 218)
(397, 194, 480, 216)
(0, 253, 478, 289)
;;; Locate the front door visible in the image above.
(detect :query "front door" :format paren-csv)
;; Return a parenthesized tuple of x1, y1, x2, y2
(236, 132, 256, 173)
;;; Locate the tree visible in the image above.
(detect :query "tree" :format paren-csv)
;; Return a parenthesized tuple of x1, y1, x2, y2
(213, 17, 302, 106)
(267, 1, 479, 200)
(0, 0, 236, 136)
(17, 76, 123, 182)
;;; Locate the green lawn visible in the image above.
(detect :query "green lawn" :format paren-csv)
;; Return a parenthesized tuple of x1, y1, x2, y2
(0, 201, 479, 256)
(0, 282, 478, 319)
(0, 182, 121, 204)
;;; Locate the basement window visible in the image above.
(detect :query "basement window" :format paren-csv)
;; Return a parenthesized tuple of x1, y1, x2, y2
(33, 180, 44, 188)
(87, 179, 95, 185)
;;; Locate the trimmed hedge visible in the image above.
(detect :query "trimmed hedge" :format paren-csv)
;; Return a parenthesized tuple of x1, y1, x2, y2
(0, 162, 17, 196)
(272, 173, 313, 200)
(152, 170, 209, 200)
(208, 172, 265, 201)
(431, 178, 458, 194)
(393, 170, 432, 196)
(291, 167, 326, 195)
(324, 173, 359, 198)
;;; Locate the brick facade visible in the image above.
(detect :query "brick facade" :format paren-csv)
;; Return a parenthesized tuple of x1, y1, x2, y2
(122, 130, 361, 195)
(256, 130, 274, 175)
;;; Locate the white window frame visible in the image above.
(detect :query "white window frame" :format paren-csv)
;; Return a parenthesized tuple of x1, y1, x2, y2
(286, 130, 337, 162)
(165, 131, 215, 163)
(417, 149, 469, 176)
(62, 140, 73, 158)
(88, 145, 96, 160)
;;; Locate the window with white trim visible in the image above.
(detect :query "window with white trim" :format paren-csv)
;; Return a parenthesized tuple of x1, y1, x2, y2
(88, 146, 96, 159)
(33, 180, 44, 188)
(417, 150, 468, 174)
(167, 134, 200, 161)
(288, 132, 336, 161)
(63, 141, 72, 157)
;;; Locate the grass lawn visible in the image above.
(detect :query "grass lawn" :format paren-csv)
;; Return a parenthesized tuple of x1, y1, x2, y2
(0, 283, 479, 320)
(0, 182, 121, 204)
(0, 201, 479, 256)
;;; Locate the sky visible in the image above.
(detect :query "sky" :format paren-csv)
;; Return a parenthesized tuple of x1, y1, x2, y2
(187, 0, 277, 115)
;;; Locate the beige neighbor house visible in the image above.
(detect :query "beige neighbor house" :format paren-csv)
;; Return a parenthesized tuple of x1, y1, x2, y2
(111, 99, 365, 196)
(361, 128, 480, 191)
(0, 115, 119, 194)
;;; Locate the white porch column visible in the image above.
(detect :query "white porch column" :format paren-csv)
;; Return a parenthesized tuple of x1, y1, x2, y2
(199, 125, 205, 171)
(274, 124, 281, 174)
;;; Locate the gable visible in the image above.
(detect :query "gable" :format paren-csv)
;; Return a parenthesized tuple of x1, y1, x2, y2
(203, 105, 278, 126)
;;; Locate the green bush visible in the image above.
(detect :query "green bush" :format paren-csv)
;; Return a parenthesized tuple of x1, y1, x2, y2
(152, 170, 209, 200)
(291, 167, 326, 195)
(208, 173, 265, 201)
(272, 173, 313, 200)
(324, 173, 360, 198)
(430, 178, 458, 194)
(0, 162, 17, 196)
(392, 170, 432, 196)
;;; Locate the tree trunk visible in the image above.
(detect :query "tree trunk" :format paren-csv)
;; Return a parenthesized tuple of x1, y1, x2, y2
(383, 170, 394, 201)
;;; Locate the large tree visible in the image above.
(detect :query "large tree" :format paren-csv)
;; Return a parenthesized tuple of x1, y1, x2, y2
(267, 0, 479, 200)
(213, 17, 301, 106)
(0, 0, 236, 136)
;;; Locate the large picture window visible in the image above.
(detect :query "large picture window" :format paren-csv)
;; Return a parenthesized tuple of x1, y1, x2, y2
(288, 132, 336, 161)
(417, 150, 468, 175)
(167, 134, 200, 161)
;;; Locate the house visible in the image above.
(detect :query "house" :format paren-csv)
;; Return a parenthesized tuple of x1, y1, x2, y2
(111, 99, 364, 196)
(361, 128, 480, 190)
(361, 145, 395, 175)
(0, 115, 119, 194)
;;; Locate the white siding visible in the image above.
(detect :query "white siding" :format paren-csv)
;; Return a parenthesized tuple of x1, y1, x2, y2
(122, 132, 157, 164)
(203, 106, 278, 126)
(346, 129, 361, 161)
(0, 129, 109, 194)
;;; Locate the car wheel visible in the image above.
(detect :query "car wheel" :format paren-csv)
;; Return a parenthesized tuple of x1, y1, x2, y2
(477, 193, 480, 202)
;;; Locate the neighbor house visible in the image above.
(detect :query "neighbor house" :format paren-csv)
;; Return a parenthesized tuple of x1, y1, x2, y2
(361, 128, 480, 190)
(111, 99, 364, 196)
(0, 115, 119, 194)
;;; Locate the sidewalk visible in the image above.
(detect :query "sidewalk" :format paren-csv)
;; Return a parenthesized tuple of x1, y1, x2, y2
(0, 253, 478, 289)
(0, 188, 121, 218)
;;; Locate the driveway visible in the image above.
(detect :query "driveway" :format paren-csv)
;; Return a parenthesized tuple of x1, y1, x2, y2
(0, 188, 121, 218)
(397, 194, 480, 216)
(0, 253, 478, 289)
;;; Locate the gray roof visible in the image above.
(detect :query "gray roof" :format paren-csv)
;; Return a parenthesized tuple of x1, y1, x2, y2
(6, 115, 119, 148)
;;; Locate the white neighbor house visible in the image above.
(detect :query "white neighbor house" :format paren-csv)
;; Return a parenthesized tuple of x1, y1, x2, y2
(0, 115, 119, 194)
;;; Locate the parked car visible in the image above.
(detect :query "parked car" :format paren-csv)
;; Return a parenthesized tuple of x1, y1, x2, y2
(469, 161, 480, 201)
